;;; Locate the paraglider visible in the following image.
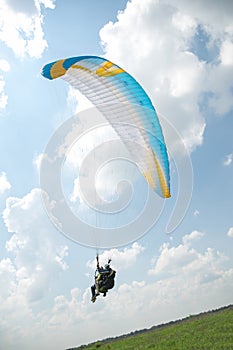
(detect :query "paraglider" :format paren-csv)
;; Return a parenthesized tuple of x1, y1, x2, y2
(41, 55, 171, 302)
(91, 255, 116, 303)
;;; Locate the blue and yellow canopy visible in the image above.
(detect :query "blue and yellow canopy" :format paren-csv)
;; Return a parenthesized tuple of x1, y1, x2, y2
(42, 56, 170, 198)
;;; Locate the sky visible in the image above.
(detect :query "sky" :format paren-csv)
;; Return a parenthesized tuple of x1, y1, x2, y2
(0, 0, 233, 349)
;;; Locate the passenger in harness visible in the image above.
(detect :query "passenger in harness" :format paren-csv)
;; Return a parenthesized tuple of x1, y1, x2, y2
(91, 256, 116, 303)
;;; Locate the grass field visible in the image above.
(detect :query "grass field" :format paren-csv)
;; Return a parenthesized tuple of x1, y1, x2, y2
(68, 305, 233, 350)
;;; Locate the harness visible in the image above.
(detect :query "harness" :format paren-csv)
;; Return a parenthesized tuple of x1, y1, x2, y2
(95, 255, 116, 293)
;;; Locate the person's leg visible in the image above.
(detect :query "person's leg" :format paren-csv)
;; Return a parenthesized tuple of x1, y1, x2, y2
(91, 285, 97, 302)
(91, 285, 96, 298)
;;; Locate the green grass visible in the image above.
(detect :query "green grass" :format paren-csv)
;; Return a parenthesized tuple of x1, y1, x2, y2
(68, 305, 233, 350)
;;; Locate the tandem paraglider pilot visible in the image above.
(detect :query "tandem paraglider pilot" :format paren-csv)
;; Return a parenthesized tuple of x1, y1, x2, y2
(91, 256, 116, 303)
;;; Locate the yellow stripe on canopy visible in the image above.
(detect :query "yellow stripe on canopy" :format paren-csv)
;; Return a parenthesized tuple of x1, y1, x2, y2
(50, 59, 67, 79)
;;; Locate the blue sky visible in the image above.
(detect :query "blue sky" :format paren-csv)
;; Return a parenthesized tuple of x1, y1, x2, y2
(0, 0, 233, 349)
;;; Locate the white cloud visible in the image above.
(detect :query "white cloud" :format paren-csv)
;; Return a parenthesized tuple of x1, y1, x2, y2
(0, 0, 55, 58)
(165, 0, 233, 33)
(220, 40, 233, 66)
(227, 227, 233, 238)
(223, 153, 233, 166)
(182, 230, 204, 245)
(148, 230, 219, 276)
(33, 152, 44, 172)
(6, 0, 38, 15)
(0, 187, 71, 350)
(0, 58, 10, 72)
(148, 242, 196, 275)
(0, 171, 11, 194)
(99, 0, 233, 152)
(87, 242, 145, 271)
(1, 188, 68, 304)
(0, 258, 16, 299)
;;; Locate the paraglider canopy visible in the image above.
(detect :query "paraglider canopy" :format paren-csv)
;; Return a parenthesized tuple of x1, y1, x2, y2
(41, 55, 170, 199)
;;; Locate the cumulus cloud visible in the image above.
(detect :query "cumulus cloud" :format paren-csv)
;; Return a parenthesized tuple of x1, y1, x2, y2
(0, 258, 16, 299)
(148, 230, 223, 277)
(87, 242, 145, 271)
(0, 188, 70, 349)
(99, 0, 233, 151)
(0, 187, 71, 349)
(0, 0, 55, 58)
(0, 171, 11, 194)
(182, 230, 204, 245)
(1, 188, 68, 305)
(220, 40, 233, 66)
(227, 227, 233, 238)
